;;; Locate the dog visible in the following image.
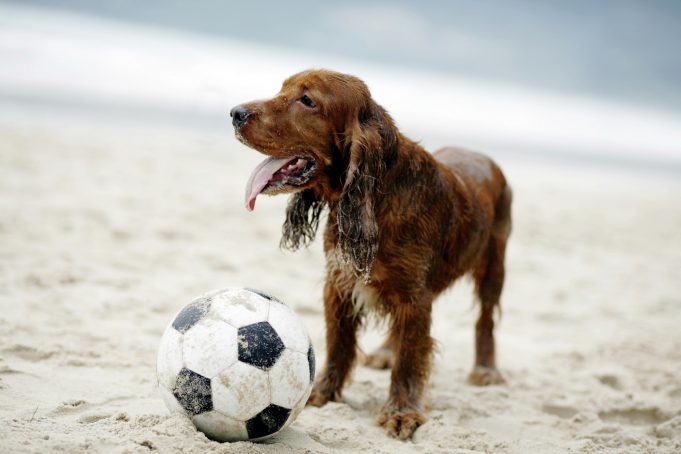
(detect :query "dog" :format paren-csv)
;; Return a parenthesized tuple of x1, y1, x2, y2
(230, 69, 512, 439)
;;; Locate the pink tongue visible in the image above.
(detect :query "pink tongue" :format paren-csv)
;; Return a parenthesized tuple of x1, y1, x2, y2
(245, 157, 294, 211)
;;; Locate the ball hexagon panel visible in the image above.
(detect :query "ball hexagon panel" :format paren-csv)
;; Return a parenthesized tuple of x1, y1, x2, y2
(212, 361, 271, 421)
(157, 326, 183, 390)
(269, 349, 311, 409)
(192, 410, 249, 442)
(182, 319, 238, 378)
(210, 288, 270, 328)
(244, 288, 284, 304)
(246, 404, 291, 440)
(289, 392, 308, 423)
(173, 368, 213, 416)
(172, 297, 211, 334)
(159, 386, 187, 416)
(237, 321, 285, 370)
(267, 301, 310, 354)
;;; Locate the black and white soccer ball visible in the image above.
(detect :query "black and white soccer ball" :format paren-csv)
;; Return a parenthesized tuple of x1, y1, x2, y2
(156, 287, 315, 441)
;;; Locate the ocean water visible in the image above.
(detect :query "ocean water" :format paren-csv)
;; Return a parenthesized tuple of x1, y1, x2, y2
(9, 0, 681, 112)
(1, 3, 680, 171)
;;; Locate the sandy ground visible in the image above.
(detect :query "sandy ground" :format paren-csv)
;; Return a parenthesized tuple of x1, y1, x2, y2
(1, 108, 680, 454)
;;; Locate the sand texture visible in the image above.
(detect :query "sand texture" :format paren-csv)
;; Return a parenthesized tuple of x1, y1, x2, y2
(1, 111, 680, 453)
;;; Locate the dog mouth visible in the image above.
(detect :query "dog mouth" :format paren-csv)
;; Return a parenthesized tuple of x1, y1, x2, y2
(245, 156, 316, 211)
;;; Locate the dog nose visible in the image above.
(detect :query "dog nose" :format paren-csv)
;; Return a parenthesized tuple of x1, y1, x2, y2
(230, 105, 251, 128)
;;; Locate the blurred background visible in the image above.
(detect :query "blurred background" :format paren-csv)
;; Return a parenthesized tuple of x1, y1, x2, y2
(2, 0, 680, 170)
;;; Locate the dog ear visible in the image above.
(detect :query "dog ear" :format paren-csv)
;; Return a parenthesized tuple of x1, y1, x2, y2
(281, 189, 325, 251)
(337, 101, 398, 280)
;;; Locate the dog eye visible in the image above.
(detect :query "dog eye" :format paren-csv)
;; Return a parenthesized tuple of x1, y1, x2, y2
(299, 95, 316, 108)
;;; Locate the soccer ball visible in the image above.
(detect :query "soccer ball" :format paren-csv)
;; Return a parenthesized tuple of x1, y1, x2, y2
(156, 287, 315, 441)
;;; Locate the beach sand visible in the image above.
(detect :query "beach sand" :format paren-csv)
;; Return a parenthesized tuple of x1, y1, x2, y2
(1, 108, 680, 453)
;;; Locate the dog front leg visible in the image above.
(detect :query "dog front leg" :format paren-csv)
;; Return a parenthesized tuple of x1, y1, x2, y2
(377, 298, 433, 439)
(307, 276, 359, 407)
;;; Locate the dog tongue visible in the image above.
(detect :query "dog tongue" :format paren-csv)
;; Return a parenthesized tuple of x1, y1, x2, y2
(245, 156, 294, 211)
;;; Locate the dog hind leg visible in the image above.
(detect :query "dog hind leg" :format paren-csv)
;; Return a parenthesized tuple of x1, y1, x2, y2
(469, 185, 511, 386)
(361, 336, 395, 370)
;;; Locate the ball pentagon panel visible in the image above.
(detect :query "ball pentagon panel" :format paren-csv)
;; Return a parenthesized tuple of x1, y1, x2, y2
(237, 321, 285, 370)
(246, 404, 291, 440)
(171, 296, 211, 334)
(172, 368, 213, 416)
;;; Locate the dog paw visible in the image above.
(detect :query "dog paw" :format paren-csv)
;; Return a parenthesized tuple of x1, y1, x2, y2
(377, 407, 426, 440)
(306, 385, 340, 407)
(468, 366, 506, 386)
(361, 347, 394, 370)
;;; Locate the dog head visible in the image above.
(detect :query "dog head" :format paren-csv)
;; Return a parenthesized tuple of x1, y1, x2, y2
(231, 69, 398, 277)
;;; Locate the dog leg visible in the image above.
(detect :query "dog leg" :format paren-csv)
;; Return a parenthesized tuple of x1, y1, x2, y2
(469, 186, 511, 386)
(377, 300, 432, 439)
(361, 337, 395, 370)
(468, 296, 505, 386)
(307, 277, 359, 407)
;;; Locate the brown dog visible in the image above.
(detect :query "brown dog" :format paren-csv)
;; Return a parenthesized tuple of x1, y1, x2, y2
(230, 69, 512, 439)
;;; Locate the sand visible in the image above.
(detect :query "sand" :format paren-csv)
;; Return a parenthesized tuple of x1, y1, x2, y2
(0, 105, 680, 454)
